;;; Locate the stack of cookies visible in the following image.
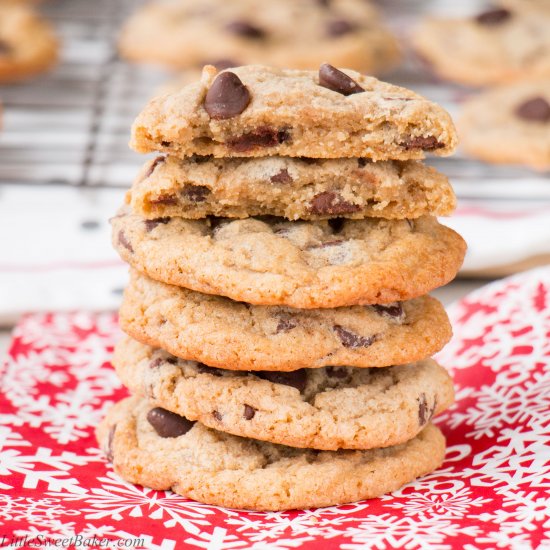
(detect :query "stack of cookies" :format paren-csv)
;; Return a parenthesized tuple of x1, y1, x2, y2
(98, 64, 466, 511)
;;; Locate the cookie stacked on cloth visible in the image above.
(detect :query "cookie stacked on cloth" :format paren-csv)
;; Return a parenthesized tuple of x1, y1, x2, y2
(98, 64, 466, 511)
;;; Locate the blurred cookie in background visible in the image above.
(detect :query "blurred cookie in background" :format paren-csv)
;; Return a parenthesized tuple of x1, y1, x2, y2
(459, 80, 550, 171)
(119, 0, 400, 74)
(0, 2, 58, 82)
(411, 6, 550, 86)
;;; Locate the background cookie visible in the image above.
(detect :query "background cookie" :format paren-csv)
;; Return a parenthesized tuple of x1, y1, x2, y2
(131, 65, 458, 160)
(114, 336, 454, 450)
(128, 155, 456, 220)
(119, 270, 452, 371)
(112, 210, 466, 309)
(460, 79, 550, 170)
(0, 3, 58, 83)
(97, 396, 446, 511)
(119, 0, 400, 74)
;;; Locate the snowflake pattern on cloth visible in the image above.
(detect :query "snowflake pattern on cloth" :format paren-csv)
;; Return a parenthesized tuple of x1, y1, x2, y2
(1, 267, 549, 550)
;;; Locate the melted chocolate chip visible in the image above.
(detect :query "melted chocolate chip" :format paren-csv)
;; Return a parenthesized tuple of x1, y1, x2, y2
(328, 218, 345, 233)
(243, 404, 256, 420)
(327, 19, 357, 37)
(106, 424, 116, 462)
(372, 302, 404, 319)
(333, 325, 375, 348)
(275, 314, 297, 334)
(117, 230, 134, 253)
(206, 216, 225, 231)
(318, 63, 364, 96)
(418, 393, 429, 425)
(212, 410, 223, 421)
(228, 127, 291, 152)
(299, 157, 318, 164)
(150, 195, 178, 205)
(256, 370, 307, 392)
(161, 140, 171, 147)
(310, 191, 360, 215)
(326, 366, 348, 379)
(357, 158, 369, 167)
(182, 185, 210, 202)
(142, 156, 165, 181)
(225, 20, 265, 39)
(515, 97, 550, 123)
(401, 136, 444, 151)
(476, 8, 511, 25)
(191, 154, 213, 163)
(144, 217, 170, 232)
(204, 71, 251, 120)
(147, 407, 195, 438)
(270, 168, 293, 184)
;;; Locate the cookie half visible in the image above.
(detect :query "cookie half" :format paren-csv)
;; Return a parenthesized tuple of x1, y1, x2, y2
(112, 210, 466, 309)
(412, 8, 550, 86)
(119, 271, 452, 371)
(0, 3, 58, 83)
(114, 336, 454, 450)
(119, 0, 399, 74)
(131, 64, 457, 160)
(97, 396, 446, 511)
(128, 155, 456, 220)
(460, 79, 550, 170)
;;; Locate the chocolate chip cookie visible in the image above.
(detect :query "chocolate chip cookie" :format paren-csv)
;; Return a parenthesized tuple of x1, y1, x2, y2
(0, 3, 58, 82)
(112, 209, 466, 309)
(119, 0, 400, 74)
(131, 64, 458, 160)
(97, 396, 446, 511)
(412, 8, 550, 86)
(119, 270, 452, 371)
(460, 79, 550, 170)
(114, 336, 454, 450)
(128, 155, 456, 221)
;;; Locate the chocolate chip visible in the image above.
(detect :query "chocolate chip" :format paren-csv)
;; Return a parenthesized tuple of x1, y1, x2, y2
(327, 19, 357, 37)
(275, 314, 297, 334)
(106, 424, 116, 462)
(0, 40, 13, 55)
(310, 191, 360, 215)
(299, 157, 317, 164)
(225, 20, 265, 39)
(318, 63, 364, 96)
(228, 127, 291, 152)
(515, 97, 550, 123)
(418, 393, 428, 425)
(191, 154, 213, 163)
(212, 410, 223, 421)
(243, 404, 256, 420)
(206, 216, 225, 231)
(204, 71, 251, 120)
(372, 303, 404, 319)
(182, 185, 210, 202)
(149, 357, 164, 369)
(144, 217, 171, 232)
(270, 168, 293, 184)
(401, 136, 444, 151)
(333, 325, 375, 348)
(117, 230, 134, 253)
(256, 370, 307, 392)
(161, 140, 171, 147)
(147, 407, 195, 438)
(328, 218, 345, 233)
(357, 158, 369, 167)
(475, 8, 511, 25)
(326, 366, 348, 379)
(197, 363, 223, 377)
(150, 195, 178, 206)
(142, 156, 165, 181)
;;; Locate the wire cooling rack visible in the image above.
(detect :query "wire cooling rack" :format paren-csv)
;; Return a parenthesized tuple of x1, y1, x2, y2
(0, 0, 548, 322)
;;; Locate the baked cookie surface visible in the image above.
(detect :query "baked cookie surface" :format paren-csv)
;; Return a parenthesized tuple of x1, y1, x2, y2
(114, 336, 454, 450)
(131, 65, 458, 161)
(119, 0, 399, 74)
(118, 270, 452, 371)
(128, 155, 456, 220)
(112, 209, 466, 308)
(97, 396, 446, 511)
(0, 3, 58, 82)
(460, 79, 550, 170)
(412, 8, 550, 86)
